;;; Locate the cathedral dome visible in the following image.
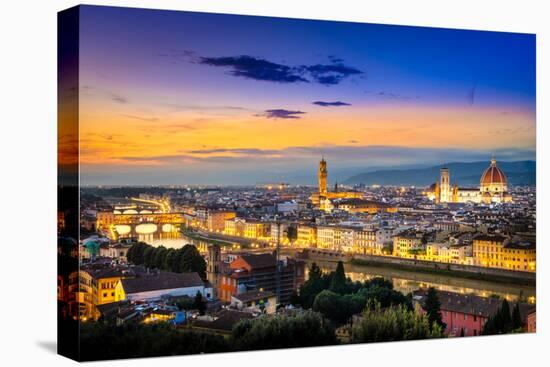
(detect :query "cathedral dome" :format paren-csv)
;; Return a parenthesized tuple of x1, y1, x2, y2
(480, 158, 507, 186)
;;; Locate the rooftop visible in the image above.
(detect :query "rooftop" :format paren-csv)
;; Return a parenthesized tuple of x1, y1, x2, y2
(121, 272, 204, 294)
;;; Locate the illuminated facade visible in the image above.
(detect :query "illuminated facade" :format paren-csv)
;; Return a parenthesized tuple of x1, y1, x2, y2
(426, 157, 512, 204)
(310, 158, 364, 210)
(393, 232, 423, 258)
(296, 224, 317, 247)
(207, 210, 236, 232)
(473, 235, 536, 272)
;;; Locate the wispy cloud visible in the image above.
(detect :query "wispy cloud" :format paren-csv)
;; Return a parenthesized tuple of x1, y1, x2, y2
(121, 114, 159, 122)
(110, 93, 128, 104)
(312, 101, 351, 107)
(186, 148, 280, 156)
(365, 90, 419, 101)
(112, 144, 536, 167)
(256, 109, 306, 119)
(163, 103, 249, 112)
(467, 81, 478, 106)
(193, 54, 362, 86)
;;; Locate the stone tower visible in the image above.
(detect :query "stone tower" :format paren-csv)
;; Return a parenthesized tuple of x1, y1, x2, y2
(319, 157, 327, 195)
(206, 244, 221, 295)
(439, 167, 451, 203)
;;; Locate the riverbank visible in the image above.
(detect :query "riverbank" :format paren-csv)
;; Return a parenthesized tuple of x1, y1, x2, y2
(299, 249, 535, 287)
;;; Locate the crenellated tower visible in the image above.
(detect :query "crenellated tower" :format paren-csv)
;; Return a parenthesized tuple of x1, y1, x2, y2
(319, 157, 327, 195)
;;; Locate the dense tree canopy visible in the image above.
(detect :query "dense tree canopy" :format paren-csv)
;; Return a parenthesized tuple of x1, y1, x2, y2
(231, 311, 337, 350)
(351, 303, 444, 343)
(127, 242, 206, 279)
(80, 322, 229, 361)
(482, 299, 523, 335)
(297, 261, 411, 324)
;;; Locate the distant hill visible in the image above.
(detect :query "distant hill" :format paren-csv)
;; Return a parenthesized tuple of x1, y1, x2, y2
(343, 161, 535, 186)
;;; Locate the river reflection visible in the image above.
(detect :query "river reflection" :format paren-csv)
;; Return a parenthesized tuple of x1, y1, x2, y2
(144, 235, 535, 305)
(148, 234, 211, 254)
(308, 260, 536, 304)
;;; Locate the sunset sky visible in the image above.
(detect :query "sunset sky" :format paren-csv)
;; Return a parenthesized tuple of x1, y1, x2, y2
(76, 5, 536, 185)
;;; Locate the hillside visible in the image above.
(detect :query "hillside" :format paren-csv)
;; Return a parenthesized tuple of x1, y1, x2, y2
(343, 161, 535, 186)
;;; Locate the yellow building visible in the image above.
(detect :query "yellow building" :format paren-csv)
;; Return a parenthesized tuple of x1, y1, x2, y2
(317, 226, 340, 250)
(297, 224, 317, 247)
(244, 220, 270, 240)
(224, 217, 245, 236)
(68, 267, 127, 321)
(473, 235, 536, 272)
(334, 198, 397, 214)
(393, 232, 423, 258)
(207, 210, 236, 232)
(96, 211, 115, 230)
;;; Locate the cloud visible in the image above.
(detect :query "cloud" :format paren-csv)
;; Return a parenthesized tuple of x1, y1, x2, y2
(468, 81, 478, 106)
(301, 63, 362, 85)
(110, 93, 128, 104)
(163, 103, 248, 112)
(365, 90, 419, 101)
(112, 145, 535, 169)
(312, 101, 351, 107)
(328, 55, 344, 64)
(195, 54, 362, 85)
(199, 55, 309, 83)
(121, 114, 159, 122)
(256, 109, 306, 119)
(186, 148, 280, 156)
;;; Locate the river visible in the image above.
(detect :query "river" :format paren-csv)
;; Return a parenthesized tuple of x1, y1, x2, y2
(144, 234, 536, 304)
(310, 260, 535, 304)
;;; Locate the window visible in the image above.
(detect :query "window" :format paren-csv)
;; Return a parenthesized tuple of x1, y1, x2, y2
(103, 292, 107, 297)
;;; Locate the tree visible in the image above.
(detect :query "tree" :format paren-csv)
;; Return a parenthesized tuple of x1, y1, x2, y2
(351, 303, 444, 343)
(152, 246, 168, 269)
(483, 299, 515, 335)
(359, 285, 411, 310)
(329, 261, 347, 294)
(298, 262, 329, 308)
(177, 245, 207, 279)
(422, 287, 446, 329)
(163, 248, 178, 272)
(127, 242, 147, 264)
(512, 303, 522, 330)
(142, 246, 156, 268)
(79, 322, 229, 360)
(313, 290, 348, 323)
(500, 299, 512, 330)
(194, 291, 206, 315)
(231, 311, 336, 350)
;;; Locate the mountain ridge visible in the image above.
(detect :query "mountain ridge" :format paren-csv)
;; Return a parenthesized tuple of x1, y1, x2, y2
(343, 160, 535, 186)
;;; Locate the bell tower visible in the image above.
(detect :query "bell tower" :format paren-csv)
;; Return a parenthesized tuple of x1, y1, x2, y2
(319, 157, 327, 195)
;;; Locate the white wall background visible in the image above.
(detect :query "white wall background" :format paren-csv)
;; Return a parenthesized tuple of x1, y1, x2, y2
(0, 0, 547, 366)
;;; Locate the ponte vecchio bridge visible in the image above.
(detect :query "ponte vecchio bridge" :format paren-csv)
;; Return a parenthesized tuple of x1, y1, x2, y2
(97, 211, 187, 239)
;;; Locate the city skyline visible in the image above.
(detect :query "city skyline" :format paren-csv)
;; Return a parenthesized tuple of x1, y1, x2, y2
(75, 6, 536, 185)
